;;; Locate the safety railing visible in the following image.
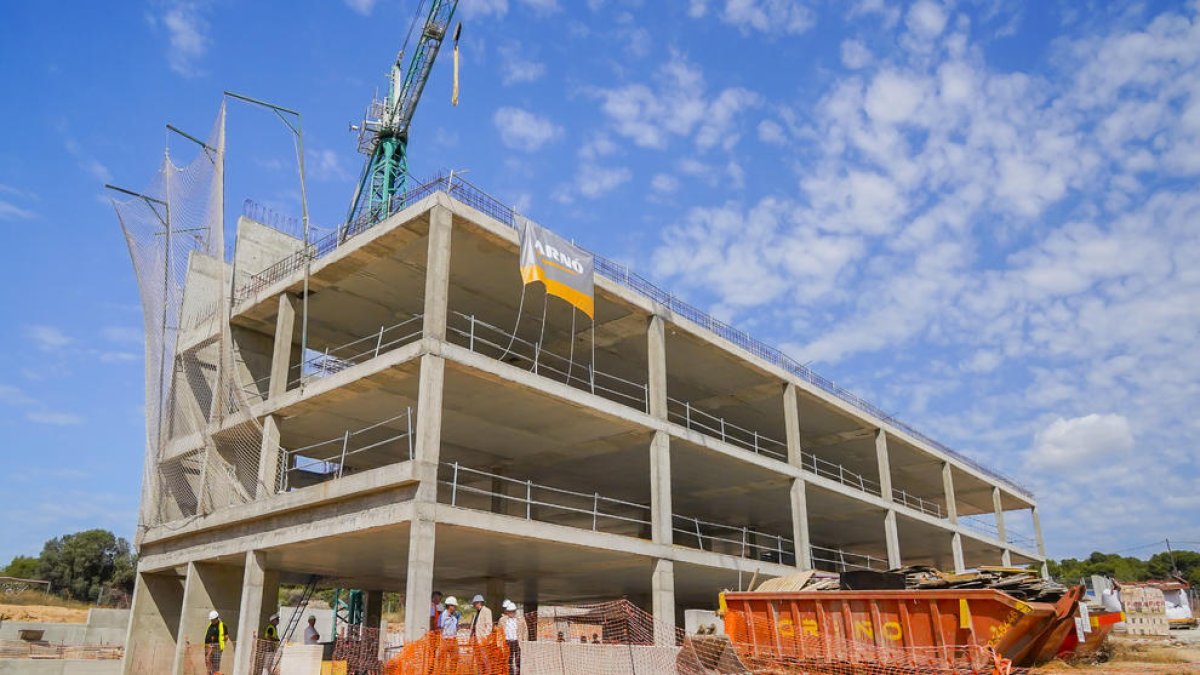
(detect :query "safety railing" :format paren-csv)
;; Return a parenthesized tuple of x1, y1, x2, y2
(439, 462, 651, 537)
(241, 315, 423, 399)
(1006, 531, 1039, 552)
(446, 311, 650, 413)
(672, 515, 794, 564)
(665, 397, 788, 461)
(278, 408, 414, 492)
(959, 514, 1002, 540)
(809, 544, 889, 572)
(796, 450, 882, 497)
(892, 489, 945, 519)
(232, 171, 1031, 498)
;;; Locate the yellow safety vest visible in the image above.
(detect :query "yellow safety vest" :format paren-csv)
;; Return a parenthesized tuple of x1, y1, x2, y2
(264, 623, 279, 640)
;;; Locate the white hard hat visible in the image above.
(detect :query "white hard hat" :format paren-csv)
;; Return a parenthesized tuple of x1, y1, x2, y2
(209, 610, 219, 620)
(269, 612, 280, 621)
(502, 600, 517, 611)
(471, 594, 485, 604)
(444, 596, 458, 606)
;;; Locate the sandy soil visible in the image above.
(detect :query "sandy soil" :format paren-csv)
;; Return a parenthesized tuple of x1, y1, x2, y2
(1033, 629, 1200, 673)
(0, 602, 89, 623)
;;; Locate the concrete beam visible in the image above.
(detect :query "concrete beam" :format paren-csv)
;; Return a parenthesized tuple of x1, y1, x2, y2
(800, 427, 876, 450)
(1031, 506, 1046, 557)
(122, 571, 184, 675)
(423, 204, 453, 342)
(652, 559, 675, 644)
(1001, 549, 1012, 567)
(650, 431, 672, 546)
(413, 354, 447, 501)
(268, 293, 298, 400)
(173, 561, 243, 675)
(875, 429, 893, 502)
(790, 478, 813, 568)
(883, 511, 901, 569)
(942, 462, 958, 524)
(403, 518, 436, 643)
(951, 533, 965, 573)
(647, 315, 667, 419)
(232, 551, 276, 675)
(783, 383, 802, 467)
(256, 415, 281, 498)
(992, 486, 1007, 544)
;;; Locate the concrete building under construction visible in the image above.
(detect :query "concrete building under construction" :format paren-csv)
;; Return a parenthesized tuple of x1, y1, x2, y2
(115, 138, 1047, 672)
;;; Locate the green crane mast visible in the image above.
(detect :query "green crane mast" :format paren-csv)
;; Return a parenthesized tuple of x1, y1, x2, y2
(348, 0, 459, 225)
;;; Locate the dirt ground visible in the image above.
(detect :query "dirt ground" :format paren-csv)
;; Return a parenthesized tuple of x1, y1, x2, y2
(0, 602, 89, 623)
(1033, 628, 1200, 673)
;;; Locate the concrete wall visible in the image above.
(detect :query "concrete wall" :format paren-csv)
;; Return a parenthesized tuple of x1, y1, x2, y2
(0, 661, 121, 675)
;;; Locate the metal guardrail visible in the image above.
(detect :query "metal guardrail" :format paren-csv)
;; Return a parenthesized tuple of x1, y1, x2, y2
(231, 172, 1030, 498)
(666, 397, 788, 461)
(447, 311, 650, 412)
(809, 544, 889, 572)
(892, 488, 945, 519)
(959, 513, 1036, 550)
(672, 514, 793, 563)
(797, 451, 882, 497)
(279, 408, 414, 491)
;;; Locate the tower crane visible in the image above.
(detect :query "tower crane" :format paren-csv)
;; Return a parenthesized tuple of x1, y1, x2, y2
(348, 0, 459, 225)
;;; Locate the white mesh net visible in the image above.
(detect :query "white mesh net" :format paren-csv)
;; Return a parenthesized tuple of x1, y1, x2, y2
(112, 103, 268, 533)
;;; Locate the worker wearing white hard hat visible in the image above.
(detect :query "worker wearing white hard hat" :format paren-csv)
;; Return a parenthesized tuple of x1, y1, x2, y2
(469, 594, 493, 640)
(304, 614, 321, 645)
(203, 610, 226, 675)
(498, 600, 521, 675)
(438, 596, 463, 672)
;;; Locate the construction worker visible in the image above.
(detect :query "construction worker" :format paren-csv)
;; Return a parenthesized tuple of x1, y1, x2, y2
(304, 615, 320, 644)
(468, 594, 494, 672)
(203, 610, 226, 675)
(439, 596, 462, 672)
(430, 590, 444, 632)
(498, 600, 521, 675)
(259, 612, 280, 674)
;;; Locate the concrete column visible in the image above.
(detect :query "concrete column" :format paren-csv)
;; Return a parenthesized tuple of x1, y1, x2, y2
(951, 533, 965, 573)
(874, 429, 893, 502)
(486, 578, 507, 610)
(883, 511, 901, 570)
(651, 559, 676, 645)
(173, 561, 244, 675)
(783, 383, 802, 467)
(649, 431, 672, 545)
(941, 462, 958, 523)
(647, 315, 668, 418)
(1001, 549, 1013, 567)
(1040, 561, 1050, 580)
(256, 415, 282, 497)
(992, 487, 1007, 544)
(1031, 505, 1046, 556)
(423, 204, 453, 342)
(365, 590, 385, 659)
(232, 551, 277, 675)
(489, 469, 507, 515)
(789, 479, 813, 569)
(402, 518, 437, 644)
(413, 354, 447, 501)
(268, 293, 297, 400)
(122, 571, 184, 675)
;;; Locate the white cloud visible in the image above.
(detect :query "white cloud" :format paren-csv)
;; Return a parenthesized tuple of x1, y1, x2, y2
(757, 119, 787, 145)
(906, 0, 948, 40)
(0, 200, 36, 221)
(498, 46, 546, 85)
(102, 326, 143, 345)
(24, 325, 71, 352)
(575, 164, 631, 198)
(64, 139, 112, 184)
(591, 52, 760, 152)
(840, 39, 872, 69)
(697, 0, 816, 36)
(460, 0, 509, 18)
(519, 0, 559, 13)
(26, 411, 83, 426)
(343, 0, 377, 15)
(651, 174, 680, 194)
(306, 148, 351, 182)
(493, 107, 564, 152)
(1025, 414, 1134, 471)
(160, 2, 209, 77)
(0, 385, 36, 407)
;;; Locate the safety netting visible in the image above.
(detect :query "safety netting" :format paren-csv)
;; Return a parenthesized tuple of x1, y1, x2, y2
(111, 103, 269, 531)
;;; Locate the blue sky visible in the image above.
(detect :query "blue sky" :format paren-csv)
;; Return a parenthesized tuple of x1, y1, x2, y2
(1, 0, 1198, 565)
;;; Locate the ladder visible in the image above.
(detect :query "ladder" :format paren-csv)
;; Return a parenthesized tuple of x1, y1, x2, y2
(268, 575, 320, 671)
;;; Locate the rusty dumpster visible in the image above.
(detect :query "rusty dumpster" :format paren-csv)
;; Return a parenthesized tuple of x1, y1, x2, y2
(722, 585, 1084, 673)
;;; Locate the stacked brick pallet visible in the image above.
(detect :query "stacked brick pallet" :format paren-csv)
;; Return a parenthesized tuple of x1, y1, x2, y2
(1121, 586, 1170, 636)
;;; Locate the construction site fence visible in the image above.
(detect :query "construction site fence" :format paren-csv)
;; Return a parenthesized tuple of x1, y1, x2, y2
(230, 171, 1030, 499)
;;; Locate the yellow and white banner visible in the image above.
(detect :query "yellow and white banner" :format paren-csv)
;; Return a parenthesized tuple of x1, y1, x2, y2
(518, 217, 594, 318)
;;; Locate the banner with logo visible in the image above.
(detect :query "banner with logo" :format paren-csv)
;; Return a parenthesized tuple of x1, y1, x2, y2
(518, 217, 595, 319)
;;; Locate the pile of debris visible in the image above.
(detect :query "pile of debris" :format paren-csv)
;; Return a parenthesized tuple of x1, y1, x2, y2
(896, 565, 1068, 602)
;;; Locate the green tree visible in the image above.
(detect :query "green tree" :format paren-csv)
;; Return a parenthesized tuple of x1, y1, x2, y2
(2, 555, 40, 579)
(37, 529, 137, 603)
(1148, 550, 1200, 585)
